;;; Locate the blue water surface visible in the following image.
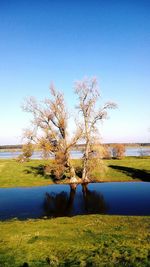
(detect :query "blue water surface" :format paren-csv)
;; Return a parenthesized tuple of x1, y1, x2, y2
(0, 182, 149, 220)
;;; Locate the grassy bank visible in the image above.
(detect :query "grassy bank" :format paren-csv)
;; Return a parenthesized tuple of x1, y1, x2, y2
(0, 157, 149, 187)
(0, 215, 150, 267)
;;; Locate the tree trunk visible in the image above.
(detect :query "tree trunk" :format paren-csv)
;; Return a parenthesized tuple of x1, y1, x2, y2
(82, 117, 90, 182)
(82, 142, 90, 181)
(65, 148, 78, 183)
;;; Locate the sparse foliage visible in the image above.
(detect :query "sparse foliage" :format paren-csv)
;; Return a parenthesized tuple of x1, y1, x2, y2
(22, 84, 82, 181)
(17, 142, 34, 162)
(22, 78, 116, 182)
(102, 145, 112, 159)
(22, 143, 34, 159)
(112, 144, 125, 159)
(75, 77, 117, 181)
(38, 137, 53, 159)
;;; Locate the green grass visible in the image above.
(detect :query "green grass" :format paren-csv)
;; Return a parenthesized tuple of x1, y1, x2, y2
(99, 156, 150, 182)
(0, 157, 150, 187)
(0, 159, 53, 188)
(0, 215, 150, 266)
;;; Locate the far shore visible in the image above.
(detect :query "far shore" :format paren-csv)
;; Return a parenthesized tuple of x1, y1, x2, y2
(1, 142, 150, 152)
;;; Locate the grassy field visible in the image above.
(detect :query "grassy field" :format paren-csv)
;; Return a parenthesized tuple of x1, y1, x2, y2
(0, 215, 150, 267)
(0, 157, 149, 187)
(101, 156, 150, 182)
(0, 159, 52, 188)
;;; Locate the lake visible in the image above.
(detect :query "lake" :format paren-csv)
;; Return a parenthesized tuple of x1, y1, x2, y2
(0, 147, 150, 159)
(0, 182, 150, 220)
(0, 150, 82, 159)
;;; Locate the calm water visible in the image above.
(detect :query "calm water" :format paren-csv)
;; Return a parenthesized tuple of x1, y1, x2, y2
(0, 182, 150, 220)
(0, 150, 81, 159)
(0, 148, 150, 159)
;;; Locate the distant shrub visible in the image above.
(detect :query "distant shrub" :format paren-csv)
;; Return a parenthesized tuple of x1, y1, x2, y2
(17, 143, 34, 162)
(102, 145, 112, 159)
(22, 143, 33, 159)
(112, 144, 125, 159)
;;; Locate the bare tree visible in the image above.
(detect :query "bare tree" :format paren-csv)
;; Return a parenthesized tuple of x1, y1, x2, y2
(75, 77, 117, 182)
(22, 84, 82, 182)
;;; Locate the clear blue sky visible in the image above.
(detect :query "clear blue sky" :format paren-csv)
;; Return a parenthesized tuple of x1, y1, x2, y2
(0, 0, 150, 144)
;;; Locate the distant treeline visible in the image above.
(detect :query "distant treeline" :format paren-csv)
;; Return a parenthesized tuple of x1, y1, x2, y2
(0, 145, 23, 150)
(104, 143, 150, 147)
(75, 143, 150, 149)
(0, 143, 150, 150)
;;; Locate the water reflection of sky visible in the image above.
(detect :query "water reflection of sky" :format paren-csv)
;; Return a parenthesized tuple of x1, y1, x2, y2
(0, 147, 150, 159)
(0, 182, 150, 220)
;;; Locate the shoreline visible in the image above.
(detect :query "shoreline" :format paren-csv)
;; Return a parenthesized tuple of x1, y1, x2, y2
(0, 157, 149, 188)
(0, 179, 145, 189)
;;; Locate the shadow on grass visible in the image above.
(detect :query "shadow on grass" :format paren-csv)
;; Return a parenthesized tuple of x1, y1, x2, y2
(24, 164, 57, 182)
(109, 165, 150, 182)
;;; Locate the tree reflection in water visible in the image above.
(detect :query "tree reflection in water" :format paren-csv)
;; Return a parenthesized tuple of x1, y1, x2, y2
(43, 183, 107, 218)
(81, 183, 107, 214)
